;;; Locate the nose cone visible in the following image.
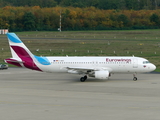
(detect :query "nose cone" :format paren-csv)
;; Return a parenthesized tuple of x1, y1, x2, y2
(150, 64, 156, 71)
(152, 64, 156, 71)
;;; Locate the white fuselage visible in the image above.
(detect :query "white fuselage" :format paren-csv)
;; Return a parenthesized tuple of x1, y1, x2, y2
(34, 56, 156, 73)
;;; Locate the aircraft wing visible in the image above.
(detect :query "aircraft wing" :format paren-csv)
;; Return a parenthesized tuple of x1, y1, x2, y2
(66, 67, 112, 74)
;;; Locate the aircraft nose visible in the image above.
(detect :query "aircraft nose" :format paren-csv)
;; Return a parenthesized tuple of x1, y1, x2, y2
(151, 64, 156, 71)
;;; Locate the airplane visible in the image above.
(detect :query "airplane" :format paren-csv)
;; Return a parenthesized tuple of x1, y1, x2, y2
(5, 33, 156, 82)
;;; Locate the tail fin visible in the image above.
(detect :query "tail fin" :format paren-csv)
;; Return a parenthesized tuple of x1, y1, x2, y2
(7, 33, 33, 59)
(5, 33, 42, 71)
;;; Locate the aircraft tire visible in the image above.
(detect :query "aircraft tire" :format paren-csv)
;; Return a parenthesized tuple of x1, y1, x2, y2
(80, 77, 85, 82)
(133, 77, 137, 81)
(84, 75, 87, 80)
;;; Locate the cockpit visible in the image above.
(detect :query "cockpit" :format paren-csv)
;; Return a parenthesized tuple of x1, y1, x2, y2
(143, 61, 150, 64)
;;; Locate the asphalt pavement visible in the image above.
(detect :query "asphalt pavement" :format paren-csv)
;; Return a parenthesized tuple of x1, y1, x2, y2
(0, 68, 160, 120)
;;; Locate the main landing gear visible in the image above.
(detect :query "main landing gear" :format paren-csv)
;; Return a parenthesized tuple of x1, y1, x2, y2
(133, 73, 137, 81)
(80, 75, 87, 82)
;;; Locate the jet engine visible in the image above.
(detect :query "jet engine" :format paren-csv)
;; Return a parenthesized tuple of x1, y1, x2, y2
(95, 71, 109, 79)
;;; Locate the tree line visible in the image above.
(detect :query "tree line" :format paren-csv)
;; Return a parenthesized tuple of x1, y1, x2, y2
(1, 0, 160, 10)
(0, 6, 160, 31)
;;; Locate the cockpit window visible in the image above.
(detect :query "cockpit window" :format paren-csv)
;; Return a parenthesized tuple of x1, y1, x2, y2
(143, 61, 150, 64)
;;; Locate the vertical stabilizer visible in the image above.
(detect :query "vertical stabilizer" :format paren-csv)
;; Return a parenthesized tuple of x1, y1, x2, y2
(7, 33, 33, 59)
(5, 33, 42, 71)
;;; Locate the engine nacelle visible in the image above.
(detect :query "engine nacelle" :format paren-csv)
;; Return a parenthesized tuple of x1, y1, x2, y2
(95, 71, 109, 79)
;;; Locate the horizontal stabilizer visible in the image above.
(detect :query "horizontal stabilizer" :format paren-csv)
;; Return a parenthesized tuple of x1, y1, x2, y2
(5, 58, 23, 67)
(5, 58, 23, 63)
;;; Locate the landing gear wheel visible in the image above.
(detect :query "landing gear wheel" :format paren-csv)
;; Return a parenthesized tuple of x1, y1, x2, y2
(80, 75, 87, 82)
(84, 75, 87, 80)
(80, 77, 85, 82)
(133, 77, 137, 81)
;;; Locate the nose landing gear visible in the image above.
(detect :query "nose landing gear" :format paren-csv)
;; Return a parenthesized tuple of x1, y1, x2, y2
(133, 77, 137, 81)
(133, 73, 137, 81)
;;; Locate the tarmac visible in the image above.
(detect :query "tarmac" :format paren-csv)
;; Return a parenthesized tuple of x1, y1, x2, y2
(0, 68, 160, 120)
